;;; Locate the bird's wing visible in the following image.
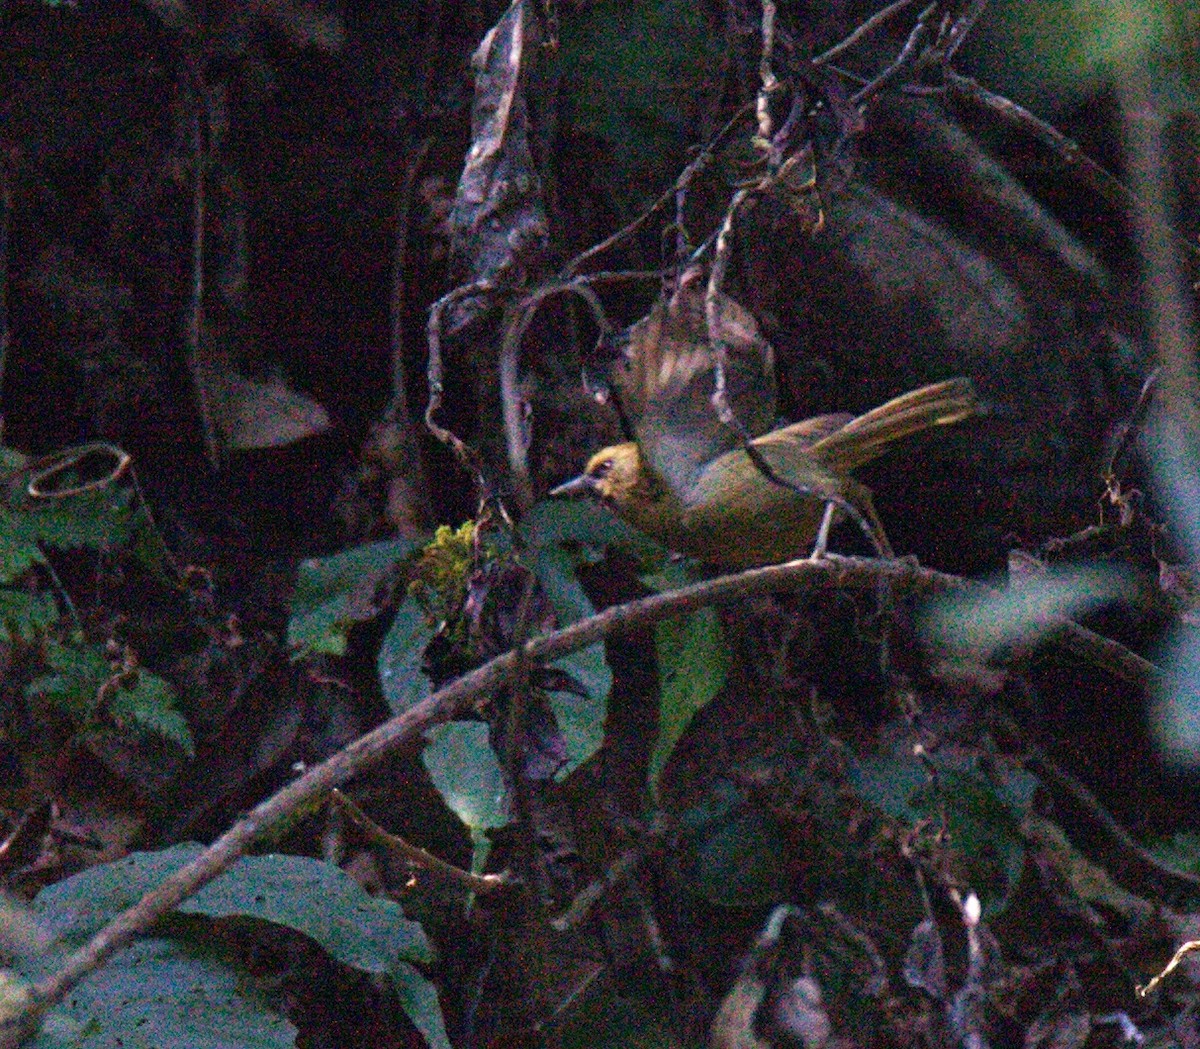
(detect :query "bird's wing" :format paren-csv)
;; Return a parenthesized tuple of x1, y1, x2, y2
(615, 269, 777, 500)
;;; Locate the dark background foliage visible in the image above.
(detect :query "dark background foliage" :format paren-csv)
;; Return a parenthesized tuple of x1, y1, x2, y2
(1, 1, 1200, 1046)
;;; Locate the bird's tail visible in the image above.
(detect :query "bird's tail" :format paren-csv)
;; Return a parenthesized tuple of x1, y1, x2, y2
(803, 377, 979, 474)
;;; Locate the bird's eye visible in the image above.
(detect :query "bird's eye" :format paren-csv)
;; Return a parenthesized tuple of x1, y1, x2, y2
(591, 459, 613, 479)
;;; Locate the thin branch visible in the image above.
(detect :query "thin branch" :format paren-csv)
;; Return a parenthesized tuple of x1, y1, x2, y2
(0, 553, 1162, 1043)
(499, 280, 611, 512)
(387, 135, 432, 429)
(942, 71, 1142, 219)
(562, 102, 756, 278)
(0, 151, 10, 441)
(551, 847, 642, 932)
(755, 0, 780, 145)
(940, 0, 987, 63)
(424, 277, 498, 483)
(332, 790, 510, 898)
(184, 78, 218, 468)
(850, 2, 936, 106)
(812, 0, 912, 66)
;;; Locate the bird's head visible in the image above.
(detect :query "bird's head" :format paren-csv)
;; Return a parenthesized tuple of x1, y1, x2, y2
(551, 442, 686, 546)
(550, 442, 646, 509)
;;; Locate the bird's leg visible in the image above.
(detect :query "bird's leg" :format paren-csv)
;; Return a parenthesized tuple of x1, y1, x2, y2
(810, 501, 837, 559)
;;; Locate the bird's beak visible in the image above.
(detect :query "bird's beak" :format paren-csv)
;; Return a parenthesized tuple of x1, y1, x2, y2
(549, 474, 596, 499)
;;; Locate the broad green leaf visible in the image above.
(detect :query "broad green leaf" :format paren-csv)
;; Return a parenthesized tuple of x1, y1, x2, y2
(182, 853, 430, 970)
(392, 962, 452, 1049)
(527, 542, 608, 775)
(378, 597, 436, 715)
(649, 608, 726, 796)
(288, 540, 419, 656)
(34, 845, 430, 969)
(32, 846, 444, 1047)
(521, 498, 642, 557)
(523, 503, 630, 776)
(424, 721, 508, 871)
(30, 937, 296, 1049)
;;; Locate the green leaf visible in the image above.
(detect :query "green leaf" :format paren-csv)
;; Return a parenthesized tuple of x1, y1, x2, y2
(0, 588, 58, 642)
(31, 846, 446, 1048)
(847, 750, 927, 823)
(107, 669, 194, 757)
(423, 721, 508, 871)
(521, 498, 642, 557)
(35, 845, 431, 969)
(392, 962, 452, 1049)
(27, 642, 193, 754)
(25, 486, 135, 553)
(911, 754, 1036, 916)
(527, 542, 609, 775)
(378, 597, 436, 715)
(0, 506, 47, 583)
(26, 641, 110, 722)
(180, 853, 431, 971)
(523, 504, 627, 777)
(649, 608, 727, 796)
(30, 937, 296, 1049)
(288, 540, 419, 656)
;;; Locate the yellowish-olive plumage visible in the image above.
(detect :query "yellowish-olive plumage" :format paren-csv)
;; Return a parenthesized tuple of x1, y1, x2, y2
(551, 273, 978, 566)
(553, 379, 978, 567)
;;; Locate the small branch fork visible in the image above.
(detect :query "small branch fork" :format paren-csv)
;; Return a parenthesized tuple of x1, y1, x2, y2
(0, 552, 1160, 1045)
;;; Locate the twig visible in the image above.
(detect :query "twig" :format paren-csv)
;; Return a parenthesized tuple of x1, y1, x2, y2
(1020, 742, 1200, 906)
(0, 553, 1162, 1044)
(499, 280, 611, 512)
(942, 71, 1141, 219)
(939, 0, 987, 64)
(812, 0, 912, 66)
(562, 103, 756, 279)
(550, 847, 642, 932)
(0, 150, 9, 441)
(756, 0, 780, 145)
(184, 72, 218, 468)
(424, 278, 498, 483)
(850, 2, 935, 106)
(331, 790, 510, 898)
(384, 134, 433, 470)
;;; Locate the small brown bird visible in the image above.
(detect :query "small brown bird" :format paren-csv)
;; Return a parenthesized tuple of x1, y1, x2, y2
(552, 377, 978, 566)
(552, 274, 978, 567)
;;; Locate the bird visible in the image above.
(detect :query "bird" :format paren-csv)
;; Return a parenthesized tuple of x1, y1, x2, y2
(551, 273, 978, 567)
